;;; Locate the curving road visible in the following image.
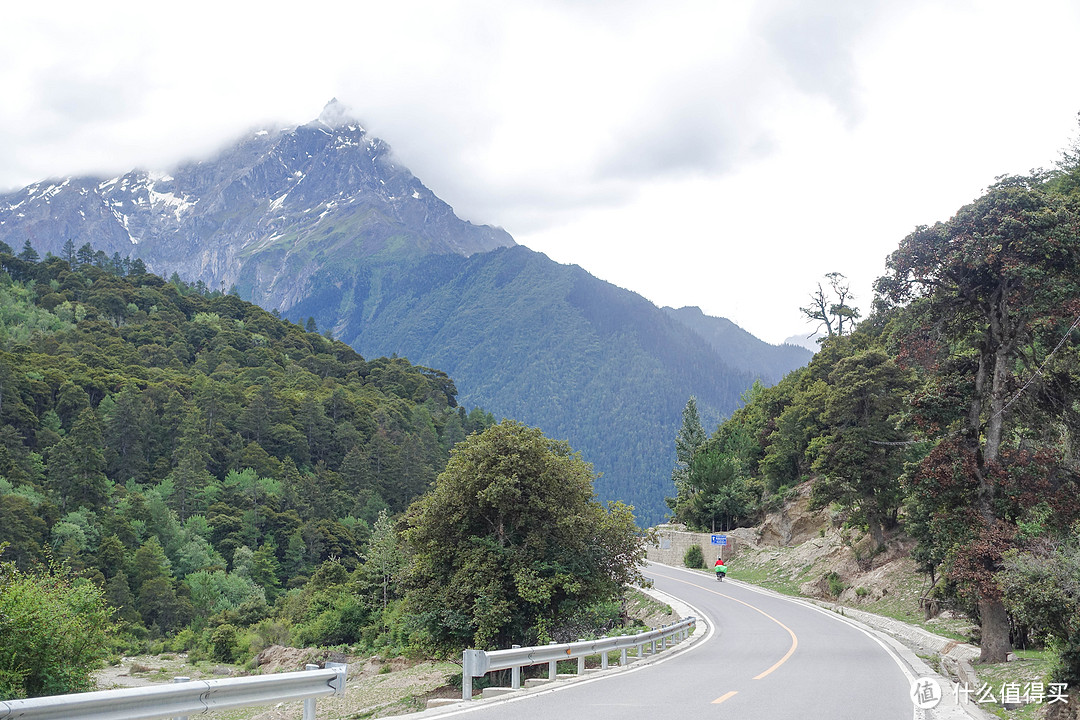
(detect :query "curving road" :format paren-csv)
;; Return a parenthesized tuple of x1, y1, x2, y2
(421, 561, 918, 719)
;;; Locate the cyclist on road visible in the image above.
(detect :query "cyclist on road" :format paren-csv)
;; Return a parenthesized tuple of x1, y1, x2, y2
(714, 556, 727, 582)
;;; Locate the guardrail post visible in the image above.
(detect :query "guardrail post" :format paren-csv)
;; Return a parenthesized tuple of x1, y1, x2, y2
(462, 649, 489, 701)
(620, 647, 627, 666)
(511, 646, 521, 689)
(303, 664, 320, 720)
(548, 642, 558, 679)
(577, 640, 585, 674)
(462, 651, 473, 701)
(171, 677, 190, 720)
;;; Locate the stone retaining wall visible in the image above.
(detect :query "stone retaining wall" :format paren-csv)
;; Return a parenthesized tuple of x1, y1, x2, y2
(645, 525, 736, 568)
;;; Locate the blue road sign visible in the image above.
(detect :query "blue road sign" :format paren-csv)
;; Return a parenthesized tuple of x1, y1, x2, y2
(711, 534, 727, 546)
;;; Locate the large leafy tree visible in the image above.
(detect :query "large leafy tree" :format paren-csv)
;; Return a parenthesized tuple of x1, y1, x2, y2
(683, 440, 755, 532)
(402, 420, 646, 650)
(876, 175, 1080, 662)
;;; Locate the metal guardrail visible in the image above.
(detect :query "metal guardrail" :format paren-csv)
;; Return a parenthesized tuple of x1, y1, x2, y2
(461, 617, 696, 700)
(0, 663, 347, 720)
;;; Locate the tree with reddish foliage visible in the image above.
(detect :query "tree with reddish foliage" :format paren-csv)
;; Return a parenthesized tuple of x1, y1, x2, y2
(878, 175, 1080, 663)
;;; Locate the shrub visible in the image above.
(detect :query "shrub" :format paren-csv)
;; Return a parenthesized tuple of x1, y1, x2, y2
(1001, 544, 1080, 686)
(245, 619, 291, 656)
(291, 593, 370, 648)
(167, 627, 197, 653)
(209, 623, 241, 663)
(825, 572, 846, 598)
(683, 545, 705, 569)
(359, 600, 417, 656)
(0, 557, 113, 699)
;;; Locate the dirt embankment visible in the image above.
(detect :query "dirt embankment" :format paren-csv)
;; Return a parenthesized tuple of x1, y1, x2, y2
(718, 482, 939, 622)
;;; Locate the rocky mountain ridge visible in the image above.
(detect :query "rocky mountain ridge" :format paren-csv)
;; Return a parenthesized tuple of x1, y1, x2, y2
(0, 100, 514, 311)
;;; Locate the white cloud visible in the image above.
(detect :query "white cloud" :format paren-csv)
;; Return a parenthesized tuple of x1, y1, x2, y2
(3, 0, 1080, 343)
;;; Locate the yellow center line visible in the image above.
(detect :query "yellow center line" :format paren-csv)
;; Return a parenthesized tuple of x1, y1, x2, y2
(660, 574, 799, 680)
(712, 690, 738, 704)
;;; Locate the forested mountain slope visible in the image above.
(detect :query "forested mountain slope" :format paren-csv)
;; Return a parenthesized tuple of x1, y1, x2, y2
(663, 305, 812, 384)
(0, 245, 487, 582)
(286, 244, 798, 523)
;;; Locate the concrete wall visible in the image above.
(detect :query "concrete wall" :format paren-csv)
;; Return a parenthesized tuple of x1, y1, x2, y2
(645, 525, 736, 568)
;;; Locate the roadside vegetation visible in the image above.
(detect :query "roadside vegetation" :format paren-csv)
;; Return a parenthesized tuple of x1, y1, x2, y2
(666, 122, 1080, 702)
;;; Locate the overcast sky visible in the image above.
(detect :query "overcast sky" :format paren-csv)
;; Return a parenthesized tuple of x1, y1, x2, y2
(4, 1, 1080, 344)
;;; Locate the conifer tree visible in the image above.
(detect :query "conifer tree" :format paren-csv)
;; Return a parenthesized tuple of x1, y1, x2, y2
(666, 396, 707, 523)
(48, 409, 108, 512)
(17, 240, 38, 263)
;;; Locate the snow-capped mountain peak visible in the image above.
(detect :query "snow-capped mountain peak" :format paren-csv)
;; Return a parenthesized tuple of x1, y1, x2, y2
(317, 98, 362, 132)
(0, 104, 514, 309)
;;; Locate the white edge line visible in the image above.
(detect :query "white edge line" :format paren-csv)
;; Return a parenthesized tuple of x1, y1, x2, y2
(646, 562, 924, 720)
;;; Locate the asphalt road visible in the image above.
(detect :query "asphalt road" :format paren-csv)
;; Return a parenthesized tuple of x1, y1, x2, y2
(422, 562, 917, 719)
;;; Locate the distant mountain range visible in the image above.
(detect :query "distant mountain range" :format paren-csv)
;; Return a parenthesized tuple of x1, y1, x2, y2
(0, 101, 811, 524)
(663, 306, 814, 381)
(783, 332, 821, 351)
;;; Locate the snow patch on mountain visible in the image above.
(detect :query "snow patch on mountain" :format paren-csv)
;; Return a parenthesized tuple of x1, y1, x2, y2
(0, 101, 515, 308)
(148, 188, 196, 221)
(268, 193, 288, 212)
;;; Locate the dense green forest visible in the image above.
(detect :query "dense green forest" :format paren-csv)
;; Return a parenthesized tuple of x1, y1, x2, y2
(668, 151, 1080, 687)
(0, 243, 499, 695)
(0, 243, 646, 701)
